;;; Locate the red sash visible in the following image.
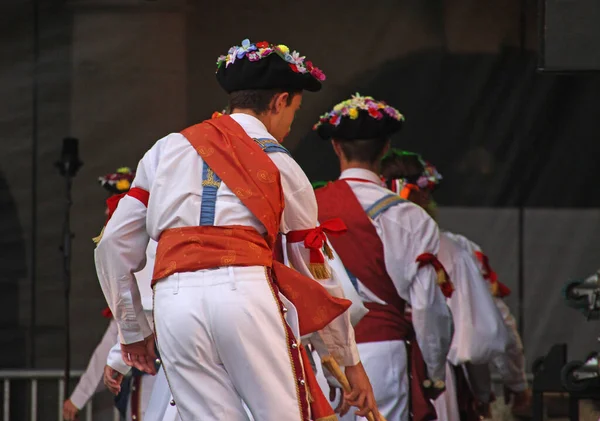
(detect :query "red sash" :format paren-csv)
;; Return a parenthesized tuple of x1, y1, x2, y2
(153, 115, 346, 421)
(315, 180, 437, 421)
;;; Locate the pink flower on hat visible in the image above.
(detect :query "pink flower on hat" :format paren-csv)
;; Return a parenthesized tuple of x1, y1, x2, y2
(310, 67, 326, 81)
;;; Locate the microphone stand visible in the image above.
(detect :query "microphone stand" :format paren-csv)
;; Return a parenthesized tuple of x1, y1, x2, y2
(55, 140, 82, 403)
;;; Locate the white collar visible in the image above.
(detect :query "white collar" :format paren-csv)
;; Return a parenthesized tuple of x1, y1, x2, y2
(339, 168, 383, 185)
(229, 113, 276, 141)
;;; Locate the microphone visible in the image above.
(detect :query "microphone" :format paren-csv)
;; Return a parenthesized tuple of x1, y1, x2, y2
(55, 137, 83, 178)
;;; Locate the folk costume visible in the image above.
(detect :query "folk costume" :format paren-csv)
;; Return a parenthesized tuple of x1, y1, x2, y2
(95, 39, 359, 421)
(442, 232, 529, 395)
(313, 94, 453, 421)
(384, 152, 511, 421)
(68, 168, 162, 421)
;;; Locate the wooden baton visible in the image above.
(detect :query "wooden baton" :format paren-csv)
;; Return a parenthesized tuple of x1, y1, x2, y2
(320, 355, 385, 421)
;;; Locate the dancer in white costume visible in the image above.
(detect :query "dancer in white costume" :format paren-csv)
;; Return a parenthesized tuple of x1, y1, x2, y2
(442, 231, 532, 416)
(64, 168, 163, 421)
(313, 95, 453, 421)
(95, 39, 380, 421)
(381, 149, 524, 420)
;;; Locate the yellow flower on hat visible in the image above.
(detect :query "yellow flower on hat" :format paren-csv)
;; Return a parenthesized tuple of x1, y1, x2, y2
(349, 108, 359, 119)
(116, 179, 131, 191)
(333, 103, 345, 112)
(116, 167, 131, 174)
(277, 45, 289, 54)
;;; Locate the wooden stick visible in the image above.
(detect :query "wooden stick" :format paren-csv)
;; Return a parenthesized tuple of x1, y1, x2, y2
(321, 355, 385, 421)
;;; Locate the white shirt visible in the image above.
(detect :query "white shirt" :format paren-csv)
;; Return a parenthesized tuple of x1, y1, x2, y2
(438, 231, 509, 365)
(69, 319, 118, 409)
(339, 168, 453, 381)
(71, 241, 157, 406)
(95, 114, 359, 366)
(106, 241, 156, 374)
(441, 231, 528, 391)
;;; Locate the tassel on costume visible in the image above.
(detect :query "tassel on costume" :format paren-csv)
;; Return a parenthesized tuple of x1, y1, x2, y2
(309, 263, 331, 280)
(286, 218, 347, 280)
(92, 226, 105, 245)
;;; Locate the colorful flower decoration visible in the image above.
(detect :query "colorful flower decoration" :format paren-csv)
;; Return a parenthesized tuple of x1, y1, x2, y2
(216, 39, 326, 82)
(313, 93, 404, 130)
(98, 167, 135, 194)
(384, 150, 443, 192)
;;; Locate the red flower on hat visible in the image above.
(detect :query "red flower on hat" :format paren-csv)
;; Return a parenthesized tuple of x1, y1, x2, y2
(289, 63, 300, 73)
(305, 61, 314, 72)
(256, 41, 269, 48)
(329, 114, 340, 125)
(368, 108, 383, 119)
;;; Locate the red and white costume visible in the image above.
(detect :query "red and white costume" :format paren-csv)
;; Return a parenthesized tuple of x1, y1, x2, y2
(433, 232, 510, 421)
(95, 114, 359, 421)
(316, 169, 453, 421)
(442, 232, 528, 393)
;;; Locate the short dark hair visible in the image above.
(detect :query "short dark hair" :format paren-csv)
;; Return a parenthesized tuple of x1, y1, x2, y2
(380, 152, 424, 183)
(228, 89, 300, 114)
(336, 137, 389, 164)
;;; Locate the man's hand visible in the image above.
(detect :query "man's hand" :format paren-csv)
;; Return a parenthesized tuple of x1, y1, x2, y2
(103, 365, 124, 395)
(344, 362, 383, 420)
(121, 334, 157, 374)
(62, 399, 79, 421)
(329, 386, 351, 416)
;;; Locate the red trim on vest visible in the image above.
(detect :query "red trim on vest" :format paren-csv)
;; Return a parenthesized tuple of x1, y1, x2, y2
(127, 187, 150, 207)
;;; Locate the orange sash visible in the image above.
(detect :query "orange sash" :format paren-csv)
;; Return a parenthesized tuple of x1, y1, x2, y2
(153, 115, 347, 421)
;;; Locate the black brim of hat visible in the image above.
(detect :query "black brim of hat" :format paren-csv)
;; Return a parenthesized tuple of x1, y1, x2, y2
(217, 54, 322, 93)
(316, 111, 403, 140)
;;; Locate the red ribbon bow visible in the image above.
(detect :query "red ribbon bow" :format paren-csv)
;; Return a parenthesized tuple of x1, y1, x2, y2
(474, 251, 511, 297)
(416, 252, 454, 298)
(286, 218, 347, 264)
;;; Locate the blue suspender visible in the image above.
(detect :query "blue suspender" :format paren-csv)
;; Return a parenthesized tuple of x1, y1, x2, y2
(198, 137, 288, 226)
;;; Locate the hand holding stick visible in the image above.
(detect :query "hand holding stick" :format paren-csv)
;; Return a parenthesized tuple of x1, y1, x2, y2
(321, 355, 386, 421)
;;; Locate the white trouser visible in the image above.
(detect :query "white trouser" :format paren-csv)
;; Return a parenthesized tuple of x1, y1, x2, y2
(126, 373, 156, 421)
(433, 363, 460, 421)
(154, 266, 304, 421)
(144, 368, 182, 421)
(340, 340, 409, 421)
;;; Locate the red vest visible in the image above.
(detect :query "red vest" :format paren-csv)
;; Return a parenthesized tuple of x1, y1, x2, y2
(315, 180, 437, 421)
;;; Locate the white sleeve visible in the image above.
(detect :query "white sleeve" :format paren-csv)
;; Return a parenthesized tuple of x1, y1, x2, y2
(106, 341, 132, 375)
(491, 298, 528, 392)
(95, 146, 158, 345)
(443, 238, 509, 365)
(327, 240, 369, 327)
(69, 320, 119, 409)
(271, 152, 360, 367)
(378, 205, 453, 382)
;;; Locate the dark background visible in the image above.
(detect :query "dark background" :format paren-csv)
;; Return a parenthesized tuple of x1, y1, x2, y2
(2, 0, 600, 418)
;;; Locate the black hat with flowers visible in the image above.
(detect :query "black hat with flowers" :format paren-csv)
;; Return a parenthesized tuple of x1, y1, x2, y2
(98, 167, 135, 195)
(216, 39, 326, 93)
(313, 93, 405, 141)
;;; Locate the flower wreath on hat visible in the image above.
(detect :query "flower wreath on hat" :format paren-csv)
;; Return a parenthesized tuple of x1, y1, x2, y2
(216, 39, 326, 82)
(383, 149, 442, 198)
(98, 167, 135, 195)
(313, 93, 404, 130)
